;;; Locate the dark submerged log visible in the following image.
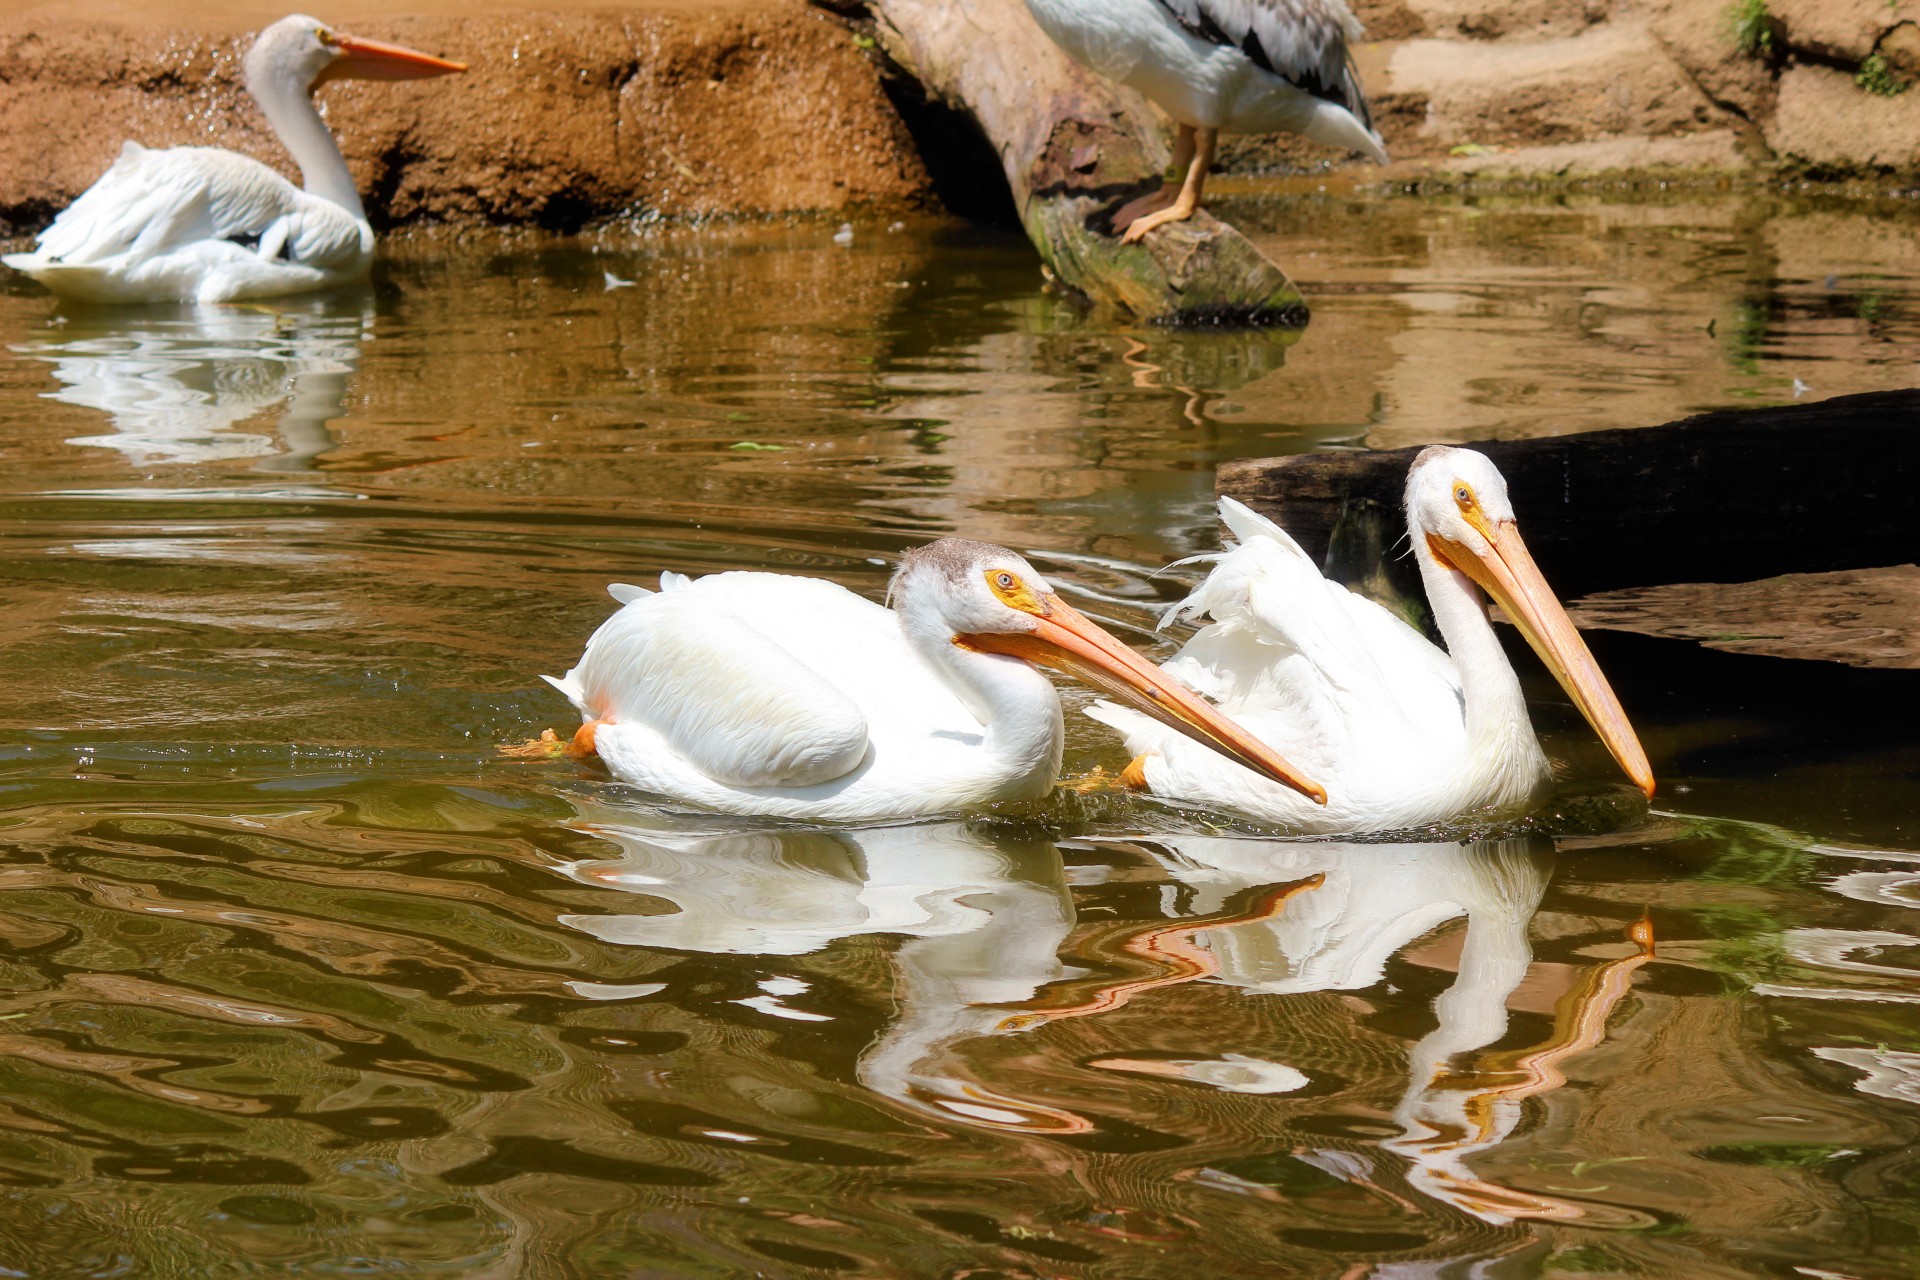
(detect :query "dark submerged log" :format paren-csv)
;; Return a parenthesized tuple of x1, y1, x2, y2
(863, 0, 1307, 326)
(1218, 390, 1920, 601)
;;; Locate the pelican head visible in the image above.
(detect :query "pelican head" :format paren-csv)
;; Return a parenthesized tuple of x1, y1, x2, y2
(1408, 447, 1654, 798)
(246, 14, 467, 95)
(893, 539, 1325, 803)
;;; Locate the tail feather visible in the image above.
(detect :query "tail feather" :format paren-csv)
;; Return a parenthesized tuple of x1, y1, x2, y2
(539, 671, 587, 714)
(607, 582, 649, 605)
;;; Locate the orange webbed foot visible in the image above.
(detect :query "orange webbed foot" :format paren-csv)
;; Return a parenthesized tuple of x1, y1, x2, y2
(499, 723, 603, 760)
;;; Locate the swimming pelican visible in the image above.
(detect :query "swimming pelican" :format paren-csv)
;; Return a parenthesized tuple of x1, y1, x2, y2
(2, 15, 465, 305)
(1021, 0, 1388, 241)
(535, 538, 1322, 824)
(1089, 446, 1654, 833)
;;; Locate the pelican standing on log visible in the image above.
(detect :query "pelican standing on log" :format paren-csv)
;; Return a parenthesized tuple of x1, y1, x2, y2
(3, 15, 465, 305)
(1021, 0, 1389, 241)
(1089, 448, 1654, 833)
(526, 538, 1322, 825)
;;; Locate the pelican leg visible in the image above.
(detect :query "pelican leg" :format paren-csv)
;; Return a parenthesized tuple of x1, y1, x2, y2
(1119, 753, 1154, 790)
(1121, 126, 1216, 244)
(1110, 124, 1197, 236)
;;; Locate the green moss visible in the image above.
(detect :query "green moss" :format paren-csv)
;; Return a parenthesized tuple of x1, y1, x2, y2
(1727, 0, 1773, 57)
(1856, 54, 1908, 97)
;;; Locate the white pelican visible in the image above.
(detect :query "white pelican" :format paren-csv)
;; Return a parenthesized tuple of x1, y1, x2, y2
(534, 538, 1322, 825)
(2, 16, 464, 305)
(1089, 447, 1654, 833)
(1021, 0, 1388, 241)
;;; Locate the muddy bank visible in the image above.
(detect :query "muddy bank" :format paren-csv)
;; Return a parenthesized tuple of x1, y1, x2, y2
(0, 0, 932, 235)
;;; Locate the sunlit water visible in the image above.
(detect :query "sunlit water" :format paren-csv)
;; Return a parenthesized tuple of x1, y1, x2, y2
(0, 188, 1917, 1277)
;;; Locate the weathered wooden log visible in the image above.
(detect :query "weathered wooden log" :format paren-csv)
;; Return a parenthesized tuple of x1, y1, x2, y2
(1218, 389, 1920, 600)
(863, 0, 1306, 326)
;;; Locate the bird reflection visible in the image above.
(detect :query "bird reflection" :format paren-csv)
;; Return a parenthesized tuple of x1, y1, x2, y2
(10, 300, 369, 468)
(548, 815, 1654, 1209)
(1142, 835, 1652, 1226)
(550, 813, 1092, 1132)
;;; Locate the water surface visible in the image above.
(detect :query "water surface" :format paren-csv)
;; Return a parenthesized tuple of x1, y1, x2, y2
(1, 188, 1917, 1277)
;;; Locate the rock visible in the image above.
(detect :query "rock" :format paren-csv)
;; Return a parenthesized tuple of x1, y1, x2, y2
(1402, 0, 1609, 41)
(1767, 62, 1920, 170)
(1350, 0, 1429, 40)
(0, 0, 932, 234)
(1642, 0, 1777, 124)
(1386, 19, 1722, 149)
(1439, 131, 1746, 176)
(1772, 0, 1920, 64)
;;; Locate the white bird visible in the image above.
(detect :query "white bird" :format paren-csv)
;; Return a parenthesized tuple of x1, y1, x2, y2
(1022, 0, 1388, 241)
(3, 15, 464, 305)
(533, 538, 1322, 824)
(1090, 447, 1654, 833)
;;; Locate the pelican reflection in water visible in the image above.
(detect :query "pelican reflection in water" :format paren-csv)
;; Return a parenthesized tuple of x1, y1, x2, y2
(1143, 834, 1654, 1225)
(548, 814, 1655, 1216)
(550, 815, 1092, 1132)
(11, 301, 369, 468)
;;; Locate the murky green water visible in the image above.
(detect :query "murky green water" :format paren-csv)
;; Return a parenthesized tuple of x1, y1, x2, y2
(1, 190, 1917, 1277)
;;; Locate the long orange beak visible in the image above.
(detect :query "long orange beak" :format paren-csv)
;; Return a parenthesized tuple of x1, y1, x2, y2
(1430, 522, 1655, 798)
(321, 32, 468, 82)
(960, 594, 1327, 804)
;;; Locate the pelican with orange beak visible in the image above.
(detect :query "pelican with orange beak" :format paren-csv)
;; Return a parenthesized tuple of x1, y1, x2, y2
(532, 539, 1324, 824)
(1089, 447, 1654, 833)
(4, 15, 465, 304)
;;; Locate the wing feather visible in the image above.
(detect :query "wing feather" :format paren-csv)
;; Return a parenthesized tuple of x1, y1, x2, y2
(1152, 0, 1374, 125)
(556, 581, 873, 788)
(6, 144, 368, 303)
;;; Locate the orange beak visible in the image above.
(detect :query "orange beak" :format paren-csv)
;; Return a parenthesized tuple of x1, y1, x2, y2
(320, 32, 468, 82)
(1430, 522, 1655, 799)
(961, 593, 1327, 804)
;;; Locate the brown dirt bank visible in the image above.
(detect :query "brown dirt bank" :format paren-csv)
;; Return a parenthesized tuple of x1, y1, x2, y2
(0, 0, 934, 235)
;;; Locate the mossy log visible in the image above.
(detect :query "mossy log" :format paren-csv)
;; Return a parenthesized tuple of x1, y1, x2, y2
(1218, 389, 1920, 600)
(865, 0, 1307, 326)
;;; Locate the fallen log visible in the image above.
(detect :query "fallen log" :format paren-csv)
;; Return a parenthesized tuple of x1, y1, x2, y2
(861, 0, 1307, 326)
(1217, 389, 1920, 601)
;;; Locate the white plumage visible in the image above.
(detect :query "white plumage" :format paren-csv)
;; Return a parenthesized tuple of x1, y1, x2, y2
(536, 538, 1321, 825)
(1091, 448, 1653, 833)
(547, 570, 977, 812)
(4, 15, 463, 305)
(1023, 0, 1386, 239)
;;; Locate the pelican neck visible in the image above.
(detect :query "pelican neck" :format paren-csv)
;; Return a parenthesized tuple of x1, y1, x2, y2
(248, 68, 367, 221)
(1412, 534, 1531, 744)
(897, 607, 1064, 795)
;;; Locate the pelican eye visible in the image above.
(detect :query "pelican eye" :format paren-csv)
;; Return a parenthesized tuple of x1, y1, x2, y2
(1453, 483, 1475, 509)
(317, 27, 335, 45)
(984, 568, 1043, 613)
